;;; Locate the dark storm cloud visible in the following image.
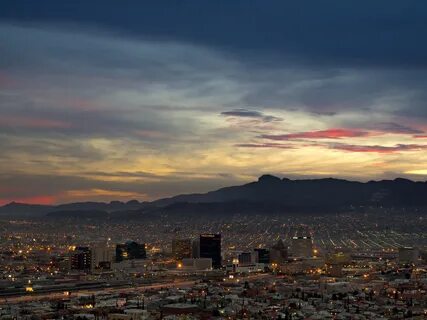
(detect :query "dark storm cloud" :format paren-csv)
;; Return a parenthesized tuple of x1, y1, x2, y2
(222, 109, 264, 118)
(221, 109, 282, 122)
(1, 1, 427, 68)
(2, 23, 427, 119)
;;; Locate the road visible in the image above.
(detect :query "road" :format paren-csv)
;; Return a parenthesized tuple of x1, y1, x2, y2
(1, 280, 196, 304)
(1, 273, 272, 304)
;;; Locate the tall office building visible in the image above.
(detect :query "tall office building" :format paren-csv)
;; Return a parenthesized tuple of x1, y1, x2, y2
(116, 241, 147, 262)
(70, 246, 91, 271)
(200, 234, 221, 268)
(172, 238, 192, 260)
(290, 236, 313, 257)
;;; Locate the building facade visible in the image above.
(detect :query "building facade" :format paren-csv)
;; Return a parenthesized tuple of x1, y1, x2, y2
(199, 234, 221, 268)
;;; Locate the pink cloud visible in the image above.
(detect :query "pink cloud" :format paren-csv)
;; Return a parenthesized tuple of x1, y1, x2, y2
(261, 128, 370, 140)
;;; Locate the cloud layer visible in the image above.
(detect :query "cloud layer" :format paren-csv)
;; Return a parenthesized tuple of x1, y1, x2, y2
(1, 4, 427, 204)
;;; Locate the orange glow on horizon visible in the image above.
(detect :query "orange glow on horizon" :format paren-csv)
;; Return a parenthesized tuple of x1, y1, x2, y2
(0, 195, 56, 206)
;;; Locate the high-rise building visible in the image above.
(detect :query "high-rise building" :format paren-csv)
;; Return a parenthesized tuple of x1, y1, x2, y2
(290, 236, 313, 257)
(200, 234, 221, 268)
(172, 238, 192, 260)
(253, 248, 270, 264)
(116, 241, 147, 262)
(70, 246, 91, 271)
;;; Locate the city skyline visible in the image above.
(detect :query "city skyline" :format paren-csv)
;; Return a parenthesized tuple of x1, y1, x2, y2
(1, 3, 427, 318)
(1, 1, 427, 205)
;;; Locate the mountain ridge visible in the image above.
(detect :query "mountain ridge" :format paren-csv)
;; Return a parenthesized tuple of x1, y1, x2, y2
(1, 175, 427, 217)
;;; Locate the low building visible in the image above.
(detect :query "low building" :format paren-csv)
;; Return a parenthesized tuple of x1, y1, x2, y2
(398, 247, 420, 265)
(181, 258, 212, 271)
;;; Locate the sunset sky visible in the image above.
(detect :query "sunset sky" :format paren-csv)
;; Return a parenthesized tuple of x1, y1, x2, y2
(1, 1, 427, 205)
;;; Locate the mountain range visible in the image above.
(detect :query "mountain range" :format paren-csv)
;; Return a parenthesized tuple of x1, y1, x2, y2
(1, 175, 427, 218)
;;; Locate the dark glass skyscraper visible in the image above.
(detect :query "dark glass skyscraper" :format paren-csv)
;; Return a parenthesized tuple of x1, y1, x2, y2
(254, 248, 270, 264)
(199, 233, 221, 268)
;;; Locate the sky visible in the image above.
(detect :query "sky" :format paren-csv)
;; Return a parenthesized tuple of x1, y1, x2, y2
(1, 1, 427, 205)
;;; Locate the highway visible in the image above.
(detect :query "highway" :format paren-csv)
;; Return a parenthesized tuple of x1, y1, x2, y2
(1, 273, 271, 304)
(1, 280, 196, 304)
